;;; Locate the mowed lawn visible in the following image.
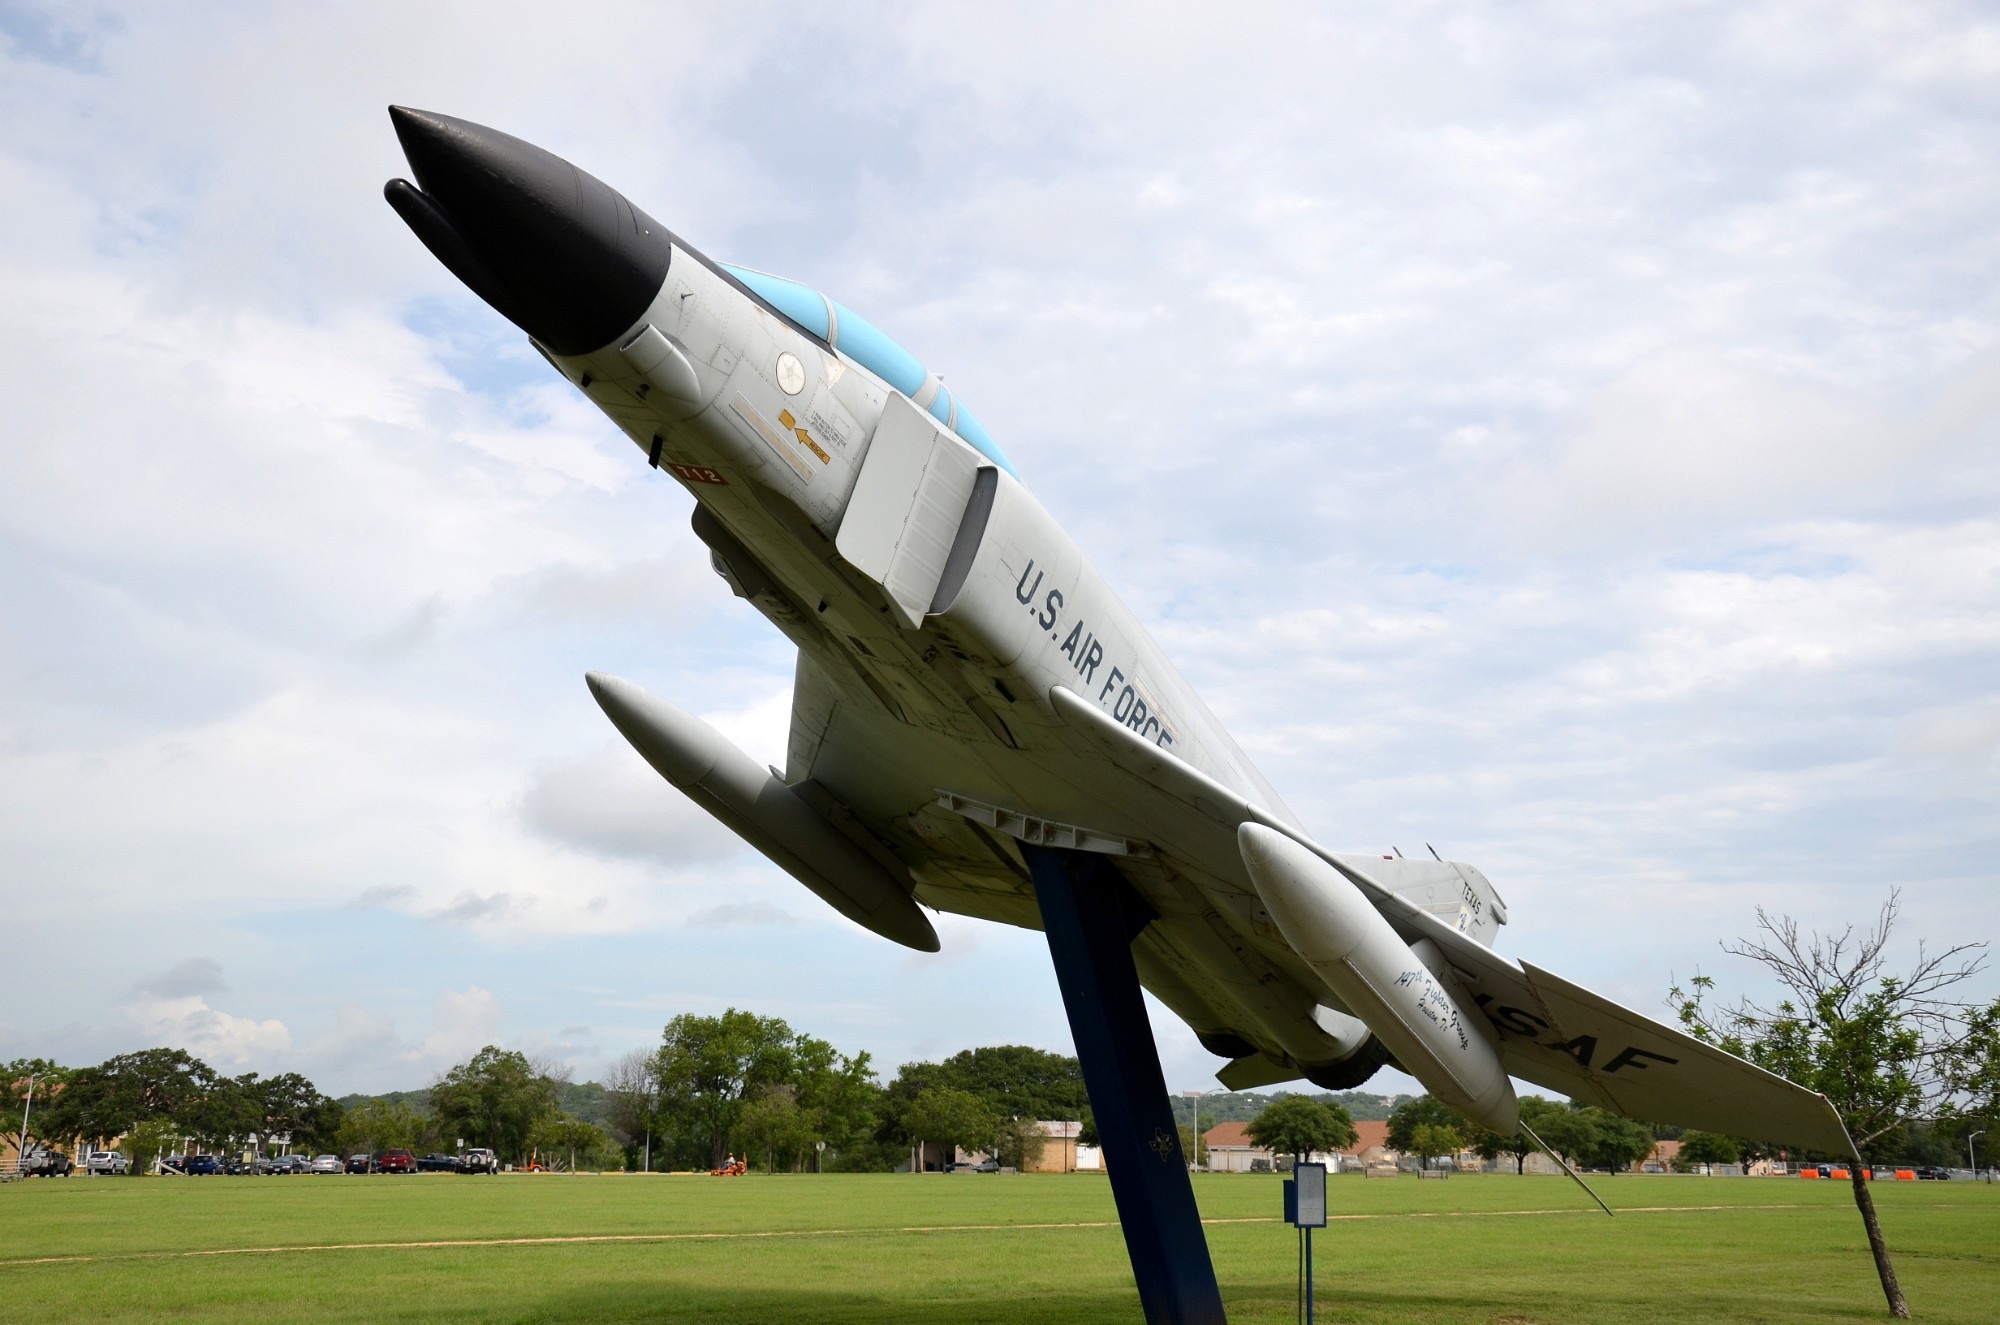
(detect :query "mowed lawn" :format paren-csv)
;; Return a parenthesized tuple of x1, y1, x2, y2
(1, 1171, 1994, 1324)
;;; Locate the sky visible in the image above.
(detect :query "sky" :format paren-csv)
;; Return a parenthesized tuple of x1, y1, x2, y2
(2, 1, 1996, 1101)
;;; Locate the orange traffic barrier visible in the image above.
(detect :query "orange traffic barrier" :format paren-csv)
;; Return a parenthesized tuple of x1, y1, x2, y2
(1800, 1169, 1819, 1179)
(1895, 1170, 1915, 1180)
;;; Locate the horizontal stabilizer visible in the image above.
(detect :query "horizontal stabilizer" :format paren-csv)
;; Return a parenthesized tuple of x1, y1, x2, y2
(1503, 960, 1856, 1158)
(1217, 1052, 1304, 1091)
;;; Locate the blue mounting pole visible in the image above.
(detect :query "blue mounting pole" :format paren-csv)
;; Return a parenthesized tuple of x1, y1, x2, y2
(1021, 844, 1228, 1325)
(1305, 1224, 1314, 1324)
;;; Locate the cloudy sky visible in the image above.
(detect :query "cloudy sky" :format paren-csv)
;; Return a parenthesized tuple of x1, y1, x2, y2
(3, 1, 1995, 1100)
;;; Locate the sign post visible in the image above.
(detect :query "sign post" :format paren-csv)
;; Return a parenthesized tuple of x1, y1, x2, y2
(1283, 1161, 1327, 1324)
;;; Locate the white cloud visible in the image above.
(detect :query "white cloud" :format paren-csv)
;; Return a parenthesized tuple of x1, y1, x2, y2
(518, 741, 743, 865)
(1, 1, 1994, 1098)
(132, 957, 229, 1000)
(687, 901, 798, 930)
(417, 986, 505, 1064)
(125, 995, 291, 1069)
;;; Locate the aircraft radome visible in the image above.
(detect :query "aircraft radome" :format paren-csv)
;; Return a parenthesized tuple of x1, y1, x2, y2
(384, 106, 1857, 1322)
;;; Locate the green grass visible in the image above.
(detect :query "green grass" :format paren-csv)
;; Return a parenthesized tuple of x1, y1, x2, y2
(1, 1170, 1994, 1323)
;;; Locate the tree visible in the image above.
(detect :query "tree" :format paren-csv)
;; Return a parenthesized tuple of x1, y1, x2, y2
(1669, 892, 1990, 1319)
(1477, 1096, 1572, 1173)
(928, 1046, 1087, 1121)
(122, 1118, 180, 1175)
(257, 1073, 343, 1153)
(336, 1098, 428, 1155)
(1583, 1112, 1655, 1173)
(182, 1073, 263, 1152)
(1950, 998, 2000, 1153)
(653, 1010, 799, 1168)
(1468, 1095, 1562, 1174)
(1386, 1095, 1462, 1159)
(1674, 1131, 1740, 1172)
(430, 1047, 564, 1165)
(603, 1048, 660, 1171)
(903, 1087, 998, 1166)
(33, 1048, 218, 1147)
(1176, 1123, 1208, 1169)
(736, 1084, 815, 1172)
(1408, 1121, 1464, 1170)
(1245, 1095, 1357, 1165)
(528, 1114, 616, 1172)
(876, 1046, 1084, 1171)
(993, 1115, 1051, 1170)
(789, 1034, 879, 1167)
(1531, 1105, 1601, 1171)
(4, 1059, 72, 1152)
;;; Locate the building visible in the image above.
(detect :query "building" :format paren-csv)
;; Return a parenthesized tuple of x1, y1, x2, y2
(1202, 1119, 1404, 1173)
(922, 1121, 1091, 1174)
(1026, 1120, 1083, 1173)
(1336, 1120, 1396, 1168)
(1202, 1122, 1273, 1172)
(1638, 1139, 1681, 1173)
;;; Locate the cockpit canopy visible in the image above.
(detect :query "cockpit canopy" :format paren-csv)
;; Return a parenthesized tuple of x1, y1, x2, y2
(721, 265, 1018, 479)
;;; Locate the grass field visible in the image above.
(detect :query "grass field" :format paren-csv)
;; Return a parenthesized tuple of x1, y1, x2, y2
(1, 1170, 1994, 1323)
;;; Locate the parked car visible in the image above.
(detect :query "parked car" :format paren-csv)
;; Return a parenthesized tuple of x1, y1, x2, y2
(85, 1150, 129, 1176)
(973, 1158, 1002, 1173)
(265, 1154, 311, 1175)
(345, 1154, 374, 1174)
(376, 1149, 416, 1174)
(220, 1156, 259, 1175)
(456, 1148, 499, 1175)
(17, 1145, 72, 1177)
(416, 1153, 457, 1172)
(1915, 1166, 1953, 1180)
(308, 1154, 343, 1175)
(184, 1154, 222, 1175)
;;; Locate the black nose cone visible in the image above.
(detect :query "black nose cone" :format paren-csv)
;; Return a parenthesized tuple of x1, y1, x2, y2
(384, 107, 671, 356)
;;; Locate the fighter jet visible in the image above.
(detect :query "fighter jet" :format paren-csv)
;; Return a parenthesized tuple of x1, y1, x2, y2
(385, 107, 1852, 1320)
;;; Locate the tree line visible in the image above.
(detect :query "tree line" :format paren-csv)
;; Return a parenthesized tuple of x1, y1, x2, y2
(596, 1010, 1092, 1173)
(2, 1045, 619, 1172)
(4, 1024, 1097, 1177)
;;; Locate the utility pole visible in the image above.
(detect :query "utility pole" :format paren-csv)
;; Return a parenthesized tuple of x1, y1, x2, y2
(16, 1073, 35, 1174)
(1183, 1090, 1210, 1171)
(1970, 1131, 1985, 1182)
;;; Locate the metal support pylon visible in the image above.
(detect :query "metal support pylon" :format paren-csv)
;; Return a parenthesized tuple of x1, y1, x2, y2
(1022, 844, 1228, 1325)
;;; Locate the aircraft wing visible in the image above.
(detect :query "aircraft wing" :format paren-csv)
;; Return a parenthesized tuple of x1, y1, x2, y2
(1048, 686, 1857, 1157)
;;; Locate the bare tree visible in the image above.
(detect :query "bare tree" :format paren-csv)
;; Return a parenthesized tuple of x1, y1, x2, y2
(603, 1048, 659, 1172)
(1670, 891, 1988, 1319)
(529, 1054, 575, 1087)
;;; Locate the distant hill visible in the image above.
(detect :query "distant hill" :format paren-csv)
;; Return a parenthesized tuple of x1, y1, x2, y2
(335, 1082, 613, 1127)
(335, 1088, 432, 1112)
(559, 1081, 613, 1127)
